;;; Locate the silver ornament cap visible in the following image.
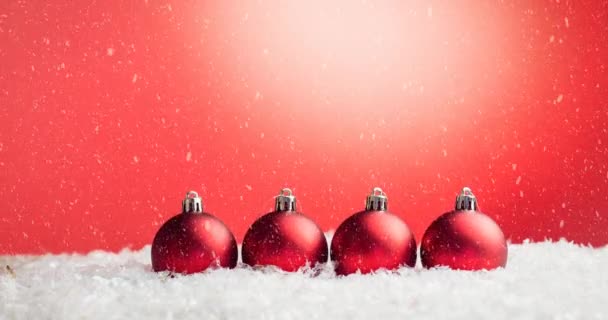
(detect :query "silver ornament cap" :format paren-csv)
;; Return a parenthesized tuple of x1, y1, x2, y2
(182, 190, 203, 213)
(275, 188, 297, 212)
(455, 187, 478, 211)
(366, 187, 388, 211)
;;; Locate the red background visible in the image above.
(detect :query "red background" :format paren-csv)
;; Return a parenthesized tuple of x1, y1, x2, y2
(1, 1, 607, 254)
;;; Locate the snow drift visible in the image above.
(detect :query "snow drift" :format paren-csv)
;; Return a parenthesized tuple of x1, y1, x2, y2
(1, 241, 606, 320)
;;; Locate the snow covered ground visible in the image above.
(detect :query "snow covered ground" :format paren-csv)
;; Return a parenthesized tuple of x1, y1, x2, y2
(1, 240, 606, 320)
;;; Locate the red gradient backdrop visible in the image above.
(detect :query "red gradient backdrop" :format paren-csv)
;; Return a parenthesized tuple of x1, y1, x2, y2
(1, 1, 607, 254)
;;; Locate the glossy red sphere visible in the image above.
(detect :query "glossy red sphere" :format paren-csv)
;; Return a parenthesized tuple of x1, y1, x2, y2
(420, 210, 508, 270)
(151, 212, 238, 274)
(330, 210, 417, 275)
(242, 211, 328, 272)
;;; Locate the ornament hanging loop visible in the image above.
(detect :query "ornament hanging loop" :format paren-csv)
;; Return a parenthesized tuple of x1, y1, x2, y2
(182, 191, 203, 213)
(275, 188, 297, 212)
(455, 187, 478, 211)
(366, 187, 388, 211)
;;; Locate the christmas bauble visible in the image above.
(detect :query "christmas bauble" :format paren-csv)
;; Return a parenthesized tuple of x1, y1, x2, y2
(151, 191, 238, 274)
(242, 188, 328, 272)
(420, 187, 508, 270)
(330, 188, 417, 275)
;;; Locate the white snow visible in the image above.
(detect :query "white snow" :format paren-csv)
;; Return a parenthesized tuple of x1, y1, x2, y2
(1, 241, 606, 320)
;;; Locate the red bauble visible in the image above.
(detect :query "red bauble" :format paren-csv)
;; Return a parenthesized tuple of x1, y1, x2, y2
(151, 191, 238, 274)
(331, 188, 417, 275)
(420, 187, 508, 270)
(242, 188, 328, 272)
